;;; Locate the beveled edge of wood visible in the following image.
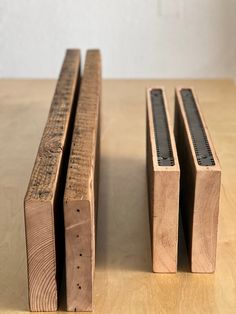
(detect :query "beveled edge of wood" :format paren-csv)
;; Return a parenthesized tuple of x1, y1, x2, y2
(146, 87, 180, 173)
(175, 87, 221, 173)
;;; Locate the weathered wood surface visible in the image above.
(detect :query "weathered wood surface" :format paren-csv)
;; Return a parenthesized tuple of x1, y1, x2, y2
(146, 87, 180, 273)
(64, 50, 101, 312)
(174, 87, 221, 273)
(24, 49, 81, 311)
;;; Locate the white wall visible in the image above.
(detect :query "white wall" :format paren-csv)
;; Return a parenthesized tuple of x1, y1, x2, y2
(0, 0, 236, 79)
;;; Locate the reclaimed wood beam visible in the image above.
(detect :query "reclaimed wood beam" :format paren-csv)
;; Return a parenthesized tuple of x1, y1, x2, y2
(24, 49, 81, 311)
(64, 50, 101, 311)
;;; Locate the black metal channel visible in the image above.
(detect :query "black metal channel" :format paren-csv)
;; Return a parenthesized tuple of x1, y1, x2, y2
(151, 89, 174, 166)
(180, 89, 215, 166)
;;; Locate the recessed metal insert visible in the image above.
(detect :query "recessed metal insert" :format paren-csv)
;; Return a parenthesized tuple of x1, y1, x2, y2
(180, 89, 215, 166)
(151, 89, 174, 166)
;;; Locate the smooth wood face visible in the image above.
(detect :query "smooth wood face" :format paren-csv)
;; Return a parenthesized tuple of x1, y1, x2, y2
(24, 50, 81, 311)
(146, 88, 180, 273)
(64, 50, 101, 312)
(1, 79, 236, 314)
(174, 87, 221, 273)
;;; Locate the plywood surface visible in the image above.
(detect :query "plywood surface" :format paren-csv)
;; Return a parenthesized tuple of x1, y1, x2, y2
(0, 79, 236, 313)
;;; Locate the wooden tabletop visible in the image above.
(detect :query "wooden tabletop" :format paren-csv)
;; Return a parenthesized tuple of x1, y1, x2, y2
(0, 79, 236, 313)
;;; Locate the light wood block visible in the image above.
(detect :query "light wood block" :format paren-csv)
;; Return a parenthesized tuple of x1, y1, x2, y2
(64, 50, 101, 311)
(174, 87, 221, 273)
(146, 87, 180, 273)
(24, 50, 81, 311)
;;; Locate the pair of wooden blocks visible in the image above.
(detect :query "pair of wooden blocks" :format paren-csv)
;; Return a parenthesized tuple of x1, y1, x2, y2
(147, 88, 221, 273)
(24, 49, 101, 312)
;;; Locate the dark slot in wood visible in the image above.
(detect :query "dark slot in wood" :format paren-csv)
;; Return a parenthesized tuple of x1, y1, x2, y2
(64, 50, 101, 311)
(180, 89, 215, 166)
(146, 87, 180, 273)
(151, 89, 175, 166)
(174, 87, 221, 273)
(24, 49, 81, 311)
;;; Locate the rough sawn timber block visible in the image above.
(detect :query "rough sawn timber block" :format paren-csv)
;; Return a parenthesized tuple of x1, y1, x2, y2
(24, 49, 81, 311)
(64, 50, 101, 312)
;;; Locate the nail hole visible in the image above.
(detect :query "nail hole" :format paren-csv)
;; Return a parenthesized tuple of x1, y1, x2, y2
(77, 266, 80, 269)
(76, 209, 80, 212)
(80, 253, 82, 256)
(76, 235, 79, 238)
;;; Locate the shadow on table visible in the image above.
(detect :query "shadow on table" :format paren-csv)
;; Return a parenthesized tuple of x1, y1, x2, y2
(95, 155, 152, 272)
(95, 155, 190, 273)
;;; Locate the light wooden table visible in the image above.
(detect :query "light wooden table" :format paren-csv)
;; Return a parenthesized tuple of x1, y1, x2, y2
(0, 79, 236, 314)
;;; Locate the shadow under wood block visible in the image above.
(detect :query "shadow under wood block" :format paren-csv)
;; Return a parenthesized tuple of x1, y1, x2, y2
(64, 50, 101, 312)
(146, 88, 180, 273)
(24, 49, 81, 311)
(174, 87, 221, 273)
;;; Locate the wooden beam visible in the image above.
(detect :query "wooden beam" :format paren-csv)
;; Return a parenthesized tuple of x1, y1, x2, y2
(146, 87, 180, 273)
(24, 49, 81, 311)
(64, 50, 101, 311)
(174, 87, 221, 273)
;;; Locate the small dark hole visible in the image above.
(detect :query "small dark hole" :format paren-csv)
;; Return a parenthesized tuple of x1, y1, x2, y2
(77, 266, 80, 269)
(80, 253, 82, 256)
(76, 235, 79, 238)
(76, 209, 80, 212)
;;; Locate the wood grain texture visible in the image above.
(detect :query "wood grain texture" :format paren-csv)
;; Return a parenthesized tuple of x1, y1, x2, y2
(146, 87, 180, 273)
(174, 87, 221, 273)
(64, 50, 101, 312)
(24, 50, 81, 311)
